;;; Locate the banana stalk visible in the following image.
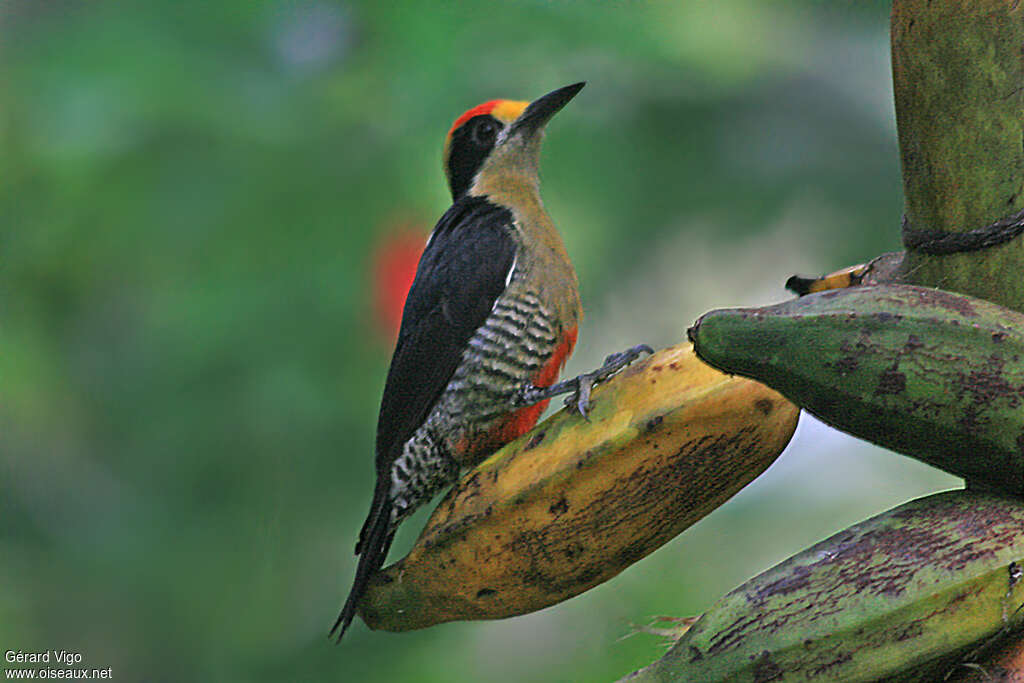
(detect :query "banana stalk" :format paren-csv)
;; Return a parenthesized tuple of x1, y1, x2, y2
(947, 630, 1024, 681)
(625, 489, 1024, 682)
(358, 343, 799, 631)
(689, 284, 1024, 493)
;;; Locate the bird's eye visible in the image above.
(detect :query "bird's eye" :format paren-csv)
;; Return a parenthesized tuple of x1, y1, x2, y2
(473, 119, 498, 146)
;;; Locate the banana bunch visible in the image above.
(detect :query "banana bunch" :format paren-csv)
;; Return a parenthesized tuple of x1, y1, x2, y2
(624, 489, 1024, 682)
(358, 343, 799, 631)
(688, 284, 1024, 493)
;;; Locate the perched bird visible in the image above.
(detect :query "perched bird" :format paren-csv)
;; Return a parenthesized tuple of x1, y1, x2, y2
(332, 83, 648, 642)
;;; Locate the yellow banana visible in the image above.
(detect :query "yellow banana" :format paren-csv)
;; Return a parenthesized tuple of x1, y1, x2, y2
(785, 252, 906, 296)
(785, 262, 870, 296)
(358, 343, 799, 631)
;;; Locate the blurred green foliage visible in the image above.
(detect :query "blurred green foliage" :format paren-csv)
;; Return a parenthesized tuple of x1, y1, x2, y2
(1, 1, 959, 681)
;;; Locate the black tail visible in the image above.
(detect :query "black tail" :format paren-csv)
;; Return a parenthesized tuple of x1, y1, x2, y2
(331, 483, 395, 643)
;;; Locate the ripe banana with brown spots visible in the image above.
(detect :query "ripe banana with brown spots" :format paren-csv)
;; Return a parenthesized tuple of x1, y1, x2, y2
(357, 343, 799, 631)
(689, 284, 1024, 493)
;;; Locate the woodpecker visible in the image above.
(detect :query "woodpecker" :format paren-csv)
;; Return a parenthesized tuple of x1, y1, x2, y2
(332, 82, 648, 642)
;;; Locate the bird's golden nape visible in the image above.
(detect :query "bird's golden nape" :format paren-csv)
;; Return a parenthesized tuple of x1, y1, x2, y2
(334, 83, 585, 644)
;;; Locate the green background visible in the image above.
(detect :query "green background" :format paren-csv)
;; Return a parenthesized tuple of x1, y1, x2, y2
(0, 1, 959, 681)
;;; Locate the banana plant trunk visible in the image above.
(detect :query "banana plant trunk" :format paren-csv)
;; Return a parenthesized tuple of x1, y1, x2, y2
(892, 0, 1024, 312)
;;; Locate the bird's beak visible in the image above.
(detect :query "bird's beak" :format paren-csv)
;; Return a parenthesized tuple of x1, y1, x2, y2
(510, 82, 585, 138)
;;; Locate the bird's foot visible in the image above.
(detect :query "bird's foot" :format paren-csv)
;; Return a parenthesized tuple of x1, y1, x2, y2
(514, 344, 653, 419)
(561, 344, 653, 419)
(515, 382, 558, 407)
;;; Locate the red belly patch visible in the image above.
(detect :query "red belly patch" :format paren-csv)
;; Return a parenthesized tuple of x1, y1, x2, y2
(489, 325, 578, 445)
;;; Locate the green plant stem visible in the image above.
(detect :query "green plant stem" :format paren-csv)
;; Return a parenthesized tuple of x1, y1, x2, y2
(891, 0, 1024, 312)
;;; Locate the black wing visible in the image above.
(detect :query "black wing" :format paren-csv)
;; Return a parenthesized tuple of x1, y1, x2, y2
(375, 196, 516, 473)
(332, 198, 516, 643)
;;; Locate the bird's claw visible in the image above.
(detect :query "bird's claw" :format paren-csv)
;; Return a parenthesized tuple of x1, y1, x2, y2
(566, 373, 595, 419)
(600, 344, 655, 373)
(564, 343, 654, 419)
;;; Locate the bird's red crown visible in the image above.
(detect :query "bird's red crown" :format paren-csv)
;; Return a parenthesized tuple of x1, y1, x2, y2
(446, 99, 529, 140)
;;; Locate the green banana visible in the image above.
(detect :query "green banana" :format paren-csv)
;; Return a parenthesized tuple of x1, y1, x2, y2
(624, 489, 1024, 682)
(688, 284, 1024, 493)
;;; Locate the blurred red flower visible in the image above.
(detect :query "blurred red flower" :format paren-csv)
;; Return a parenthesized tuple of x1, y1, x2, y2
(372, 225, 425, 342)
